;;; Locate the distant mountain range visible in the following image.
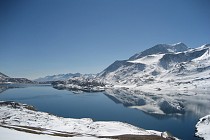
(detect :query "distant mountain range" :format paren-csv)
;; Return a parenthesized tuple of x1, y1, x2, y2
(0, 72, 36, 84)
(34, 73, 96, 82)
(34, 73, 82, 82)
(52, 42, 210, 94)
(2, 42, 210, 92)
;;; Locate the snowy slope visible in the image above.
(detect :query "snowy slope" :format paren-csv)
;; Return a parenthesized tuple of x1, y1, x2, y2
(128, 42, 189, 60)
(0, 127, 111, 140)
(195, 114, 210, 140)
(95, 43, 210, 115)
(0, 101, 169, 139)
(98, 43, 210, 92)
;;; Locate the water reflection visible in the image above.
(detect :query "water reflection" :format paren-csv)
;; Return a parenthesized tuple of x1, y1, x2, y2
(104, 88, 210, 118)
(0, 85, 207, 140)
(0, 84, 24, 94)
(0, 86, 9, 94)
(2, 84, 209, 119)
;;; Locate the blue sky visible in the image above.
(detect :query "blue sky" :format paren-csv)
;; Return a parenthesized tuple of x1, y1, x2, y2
(0, 0, 210, 79)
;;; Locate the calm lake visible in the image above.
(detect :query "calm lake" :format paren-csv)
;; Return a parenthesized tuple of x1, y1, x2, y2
(0, 85, 207, 140)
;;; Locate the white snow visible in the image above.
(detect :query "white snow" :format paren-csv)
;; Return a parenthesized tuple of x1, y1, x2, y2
(48, 43, 210, 117)
(195, 114, 210, 140)
(129, 105, 165, 115)
(128, 54, 164, 65)
(99, 43, 210, 95)
(0, 102, 163, 139)
(193, 47, 210, 61)
(0, 127, 110, 140)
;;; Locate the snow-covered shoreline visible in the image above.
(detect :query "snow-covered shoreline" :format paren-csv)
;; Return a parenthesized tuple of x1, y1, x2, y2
(0, 101, 176, 140)
(0, 126, 110, 140)
(195, 114, 210, 140)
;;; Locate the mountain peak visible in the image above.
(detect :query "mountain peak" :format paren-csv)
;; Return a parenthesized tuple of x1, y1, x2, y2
(99, 43, 210, 90)
(170, 42, 188, 50)
(129, 42, 189, 60)
(171, 42, 185, 46)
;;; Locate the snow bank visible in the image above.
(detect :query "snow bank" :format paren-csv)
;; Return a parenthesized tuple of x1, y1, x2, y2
(128, 54, 164, 65)
(0, 101, 164, 139)
(0, 127, 110, 140)
(195, 114, 210, 140)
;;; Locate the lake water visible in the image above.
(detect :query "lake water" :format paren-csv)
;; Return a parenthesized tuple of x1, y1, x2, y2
(0, 85, 207, 140)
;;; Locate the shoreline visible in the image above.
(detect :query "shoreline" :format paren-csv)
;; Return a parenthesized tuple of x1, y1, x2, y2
(0, 101, 176, 140)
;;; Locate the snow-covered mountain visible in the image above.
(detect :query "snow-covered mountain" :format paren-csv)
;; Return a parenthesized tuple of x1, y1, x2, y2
(0, 72, 35, 84)
(0, 72, 9, 80)
(53, 43, 210, 94)
(35, 73, 82, 82)
(128, 42, 189, 60)
(98, 43, 210, 92)
(99, 42, 189, 78)
(93, 43, 210, 115)
(38, 43, 210, 116)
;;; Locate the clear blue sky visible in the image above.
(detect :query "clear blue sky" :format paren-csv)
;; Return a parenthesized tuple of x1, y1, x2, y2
(0, 0, 210, 79)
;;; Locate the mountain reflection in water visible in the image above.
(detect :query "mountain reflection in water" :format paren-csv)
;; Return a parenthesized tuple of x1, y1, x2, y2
(104, 88, 210, 118)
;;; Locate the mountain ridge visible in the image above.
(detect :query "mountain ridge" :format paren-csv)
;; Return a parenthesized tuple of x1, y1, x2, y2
(128, 42, 189, 60)
(0, 72, 35, 84)
(44, 42, 210, 115)
(34, 73, 82, 82)
(35, 73, 96, 82)
(98, 43, 210, 92)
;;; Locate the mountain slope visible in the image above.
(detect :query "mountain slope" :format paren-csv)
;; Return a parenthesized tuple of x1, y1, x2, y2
(0, 72, 9, 80)
(128, 42, 189, 60)
(98, 43, 210, 92)
(0, 72, 35, 84)
(35, 73, 82, 82)
(51, 43, 210, 116)
(99, 42, 189, 78)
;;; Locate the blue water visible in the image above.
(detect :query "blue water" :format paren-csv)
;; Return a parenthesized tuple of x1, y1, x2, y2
(0, 86, 201, 140)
